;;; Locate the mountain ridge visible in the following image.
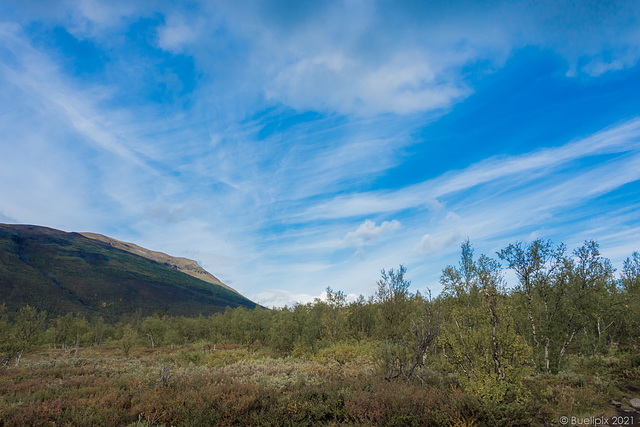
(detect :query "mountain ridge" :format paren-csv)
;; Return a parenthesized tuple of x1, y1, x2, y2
(0, 223, 257, 321)
(78, 232, 237, 293)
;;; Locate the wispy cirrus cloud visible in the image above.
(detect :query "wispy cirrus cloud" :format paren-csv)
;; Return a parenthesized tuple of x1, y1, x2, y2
(298, 118, 640, 222)
(1, 1, 640, 307)
(0, 24, 143, 165)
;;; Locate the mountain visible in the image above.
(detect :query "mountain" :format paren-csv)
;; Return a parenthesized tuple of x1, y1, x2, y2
(78, 232, 236, 293)
(0, 223, 257, 321)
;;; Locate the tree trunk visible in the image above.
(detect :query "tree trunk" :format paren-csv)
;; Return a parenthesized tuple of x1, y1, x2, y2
(544, 338, 550, 373)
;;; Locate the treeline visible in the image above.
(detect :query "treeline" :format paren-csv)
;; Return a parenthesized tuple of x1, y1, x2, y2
(2, 238, 639, 400)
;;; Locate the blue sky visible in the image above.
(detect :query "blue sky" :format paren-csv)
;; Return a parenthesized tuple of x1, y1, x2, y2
(1, 1, 639, 307)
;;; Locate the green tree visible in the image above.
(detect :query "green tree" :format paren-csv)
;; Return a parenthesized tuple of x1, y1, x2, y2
(0, 304, 11, 366)
(48, 312, 91, 351)
(207, 312, 228, 349)
(2, 305, 47, 365)
(242, 306, 271, 347)
(374, 266, 440, 382)
(619, 252, 640, 349)
(347, 294, 376, 340)
(440, 242, 531, 401)
(498, 239, 565, 373)
(382, 290, 440, 383)
(499, 239, 614, 372)
(87, 315, 108, 347)
(119, 323, 138, 356)
(297, 302, 322, 353)
(141, 316, 166, 348)
(376, 265, 412, 340)
(562, 241, 615, 357)
(268, 308, 297, 355)
(320, 287, 347, 343)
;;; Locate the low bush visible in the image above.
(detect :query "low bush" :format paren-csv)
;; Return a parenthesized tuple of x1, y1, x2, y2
(0, 345, 634, 426)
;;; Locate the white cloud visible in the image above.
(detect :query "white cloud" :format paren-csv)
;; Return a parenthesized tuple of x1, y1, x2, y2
(156, 16, 199, 53)
(250, 288, 359, 308)
(344, 219, 401, 248)
(267, 49, 471, 115)
(77, 0, 136, 26)
(249, 289, 319, 309)
(515, 1, 640, 77)
(64, 0, 141, 39)
(2, 0, 640, 304)
(5, 1, 640, 118)
(222, 1, 640, 115)
(0, 25, 144, 166)
(419, 219, 465, 256)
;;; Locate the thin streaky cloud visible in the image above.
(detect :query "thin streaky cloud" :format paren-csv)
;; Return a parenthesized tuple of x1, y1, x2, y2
(299, 118, 640, 222)
(0, 26, 145, 167)
(1, 1, 640, 307)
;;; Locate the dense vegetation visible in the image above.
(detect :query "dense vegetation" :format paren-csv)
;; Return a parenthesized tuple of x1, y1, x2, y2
(0, 224, 257, 322)
(1, 239, 639, 426)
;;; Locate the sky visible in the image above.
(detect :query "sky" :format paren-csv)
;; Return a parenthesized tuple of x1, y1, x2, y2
(1, 1, 639, 308)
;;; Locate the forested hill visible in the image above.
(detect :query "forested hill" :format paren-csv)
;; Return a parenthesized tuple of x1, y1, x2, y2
(0, 223, 257, 321)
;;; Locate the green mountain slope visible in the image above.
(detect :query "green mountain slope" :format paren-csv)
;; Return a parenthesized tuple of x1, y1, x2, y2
(0, 224, 257, 321)
(78, 232, 238, 293)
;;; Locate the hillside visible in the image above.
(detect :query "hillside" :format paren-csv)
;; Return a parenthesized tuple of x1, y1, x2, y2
(79, 232, 237, 293)
(0, 223, 257, 321)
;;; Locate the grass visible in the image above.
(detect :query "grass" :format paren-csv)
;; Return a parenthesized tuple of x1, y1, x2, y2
(0, 346, 462, 426)
(4, 344, 638, 426)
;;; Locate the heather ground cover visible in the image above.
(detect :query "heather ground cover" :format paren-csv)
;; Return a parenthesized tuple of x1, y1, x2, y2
(1, 344, 639, 426)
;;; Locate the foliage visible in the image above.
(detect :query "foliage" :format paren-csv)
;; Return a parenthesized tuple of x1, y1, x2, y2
(440, 241, 531, 402)
(0, 236, 638, 425)
(0, 304, 47, 366)
(0, 346, 561, 426)
(498, 239, 616, 373)
(619, 252, 640, 349)
(119, 324, 138, 356)
(0, 224, 257, 322)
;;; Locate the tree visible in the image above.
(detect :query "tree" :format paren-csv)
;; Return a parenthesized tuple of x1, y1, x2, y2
(229, 307, 251, 345)
(87, 315, 108, 347)
(0, 304, 11, 366)
(47, 312, 90, 351)
(347, 295, 376, 340)
(619, 252, 640, 349)
(376, 265, 412, 340)
(375, 266, 440, 383)
(382, 290, 440, 383)
(440, 242, 531, 401)
(564, 241, 616, 356)
(244, 306, 271, 347)
(320, 287, 347, 342)
(498, 239, 565, 373)
(2, 304, 47, 366)
(268, 308, 297, 355)
(119, 323, 138, 356)
(499, 239, 614, 373)
(141, 316, 166, 348)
